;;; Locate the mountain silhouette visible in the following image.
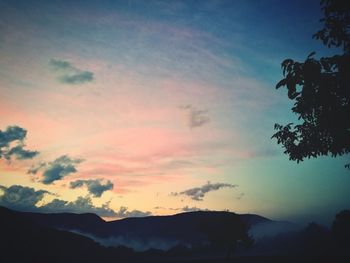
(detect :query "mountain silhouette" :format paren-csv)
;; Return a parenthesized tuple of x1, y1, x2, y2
(4, 206, 299, 251)
(17, 210, 255, 249)
(0, 206, 134, 263)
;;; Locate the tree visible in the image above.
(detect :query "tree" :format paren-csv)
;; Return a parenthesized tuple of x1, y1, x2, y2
(199, 212, 253, 258)
(332, 210, 350, 249)
(272, 0, 350, 168)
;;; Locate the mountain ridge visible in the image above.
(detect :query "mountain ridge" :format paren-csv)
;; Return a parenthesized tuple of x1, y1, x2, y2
(1, 205, 299, 252)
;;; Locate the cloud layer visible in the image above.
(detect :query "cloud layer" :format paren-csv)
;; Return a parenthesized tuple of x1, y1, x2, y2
(115, 206, 151, 218)
(70, 179, 113, 197)
(0, 185, 49, 211)
(28, 155, 83, 184)
(171, 181, 238, 201)
(0, 126, 39, 161)
(40, 196, 116, 217)
(49, 59, 94, 84)
(181, 205, 208, 212)
(0, 184, 116, 217)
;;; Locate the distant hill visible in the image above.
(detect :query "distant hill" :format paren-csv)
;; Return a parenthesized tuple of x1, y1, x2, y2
(0, 206, 134, 263)
(0, 206, 255, 260)
(20, 210, 252, 250)
(15, 208, 296, 251)
(21, 210, 270, 236)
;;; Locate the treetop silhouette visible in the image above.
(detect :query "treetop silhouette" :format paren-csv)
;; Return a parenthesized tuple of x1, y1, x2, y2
(272, 0, 350, 167)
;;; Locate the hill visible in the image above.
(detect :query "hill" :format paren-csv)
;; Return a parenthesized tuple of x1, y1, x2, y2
(0, 206, 134, 263)
(20, 209, 272, 250)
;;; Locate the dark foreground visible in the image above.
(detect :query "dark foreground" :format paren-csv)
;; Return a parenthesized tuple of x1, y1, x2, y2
(1, 206, 350, 263)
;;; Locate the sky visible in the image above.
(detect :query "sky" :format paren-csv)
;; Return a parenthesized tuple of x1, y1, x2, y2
(0, 0, 349, 225)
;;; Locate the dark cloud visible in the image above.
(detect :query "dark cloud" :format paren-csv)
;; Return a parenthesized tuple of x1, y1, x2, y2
(70, 179, 113, 197)
(115, 206, 151, 218)
(0, 184, 116, 217)
(28, 155, 83, 184)
(180, 105, 210, 129)
(4, 145, 38, 160)
(59, 71, 93, 84)
(42, 155, 83, 184)
(171, 181, 238, 201)
(49, 59, 73, 70)
(41, 196, 116, 217)
(0, 126, 39, 161)
(0, 126, 26, 146)
(49, 59, 94, 85)
(0, 185, 49, 212)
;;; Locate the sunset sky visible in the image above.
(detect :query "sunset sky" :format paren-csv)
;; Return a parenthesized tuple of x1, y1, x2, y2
(0, 0, 349, 225)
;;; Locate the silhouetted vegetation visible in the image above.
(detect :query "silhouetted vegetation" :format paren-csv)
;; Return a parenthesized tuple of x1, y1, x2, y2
(272, 0, 350, 167)
(332, 210, 350, 249)
(250, 219, 350, 260)
(199, 212, 253, 258)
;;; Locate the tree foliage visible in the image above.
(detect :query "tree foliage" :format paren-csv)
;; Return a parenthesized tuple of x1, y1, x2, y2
(199, 212, 253, 257)
(272, 0, 350, 167)
(332, 210, 350, 248)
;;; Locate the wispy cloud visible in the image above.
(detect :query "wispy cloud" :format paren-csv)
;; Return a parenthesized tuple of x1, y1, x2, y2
(0, 125, 39, 161)
(154, 206, 209, 213)
(154, 206, 180, 211)
(70, 179, 113, 197)
(27, 162, 46, 175)
(171, 181, 238, 201)
(115, 206, 151, 218)
(28, 155, 83, 184)
(180, 105, 210, 129)
(181, 205, 206, 212)
(49, 59, 94, 84)
(0, 184, 116, 217)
